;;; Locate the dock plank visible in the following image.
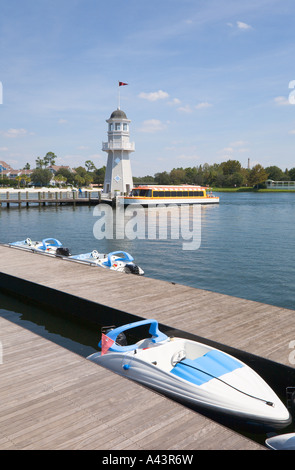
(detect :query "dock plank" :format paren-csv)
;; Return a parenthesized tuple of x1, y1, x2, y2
(0, 314, 262, 450)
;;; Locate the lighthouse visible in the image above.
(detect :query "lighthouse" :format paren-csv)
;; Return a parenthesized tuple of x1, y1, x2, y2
(102, 108, 135, 197)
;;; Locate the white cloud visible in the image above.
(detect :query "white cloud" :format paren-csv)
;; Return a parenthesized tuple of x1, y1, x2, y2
(237, 21, 252, 30)
(195, 102, 213, 109)
(1, 128, 29, 138)
(58, 119, 68, 124)
(138, 90, 169, 102)
(0, 147, 9, 151)
(138, 119, 167, 133)
(274, 96, 290, 106)
(177, 104, 193, 113)
(170, 97, 181, 105)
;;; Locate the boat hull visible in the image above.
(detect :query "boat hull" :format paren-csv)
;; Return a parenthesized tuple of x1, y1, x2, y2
(88, 337, 291, 431)
(119, 197, 219, 206)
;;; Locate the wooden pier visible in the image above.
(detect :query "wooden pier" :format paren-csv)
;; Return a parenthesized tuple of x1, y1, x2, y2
(0, 190, 104, 208)
(2, 244, 295, 449)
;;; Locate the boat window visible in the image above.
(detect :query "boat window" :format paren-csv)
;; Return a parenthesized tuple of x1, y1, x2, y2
(171, 191, 177, 197)
(188, 191, 194, 197)
(132, 189, 140, 196)
(138, 189, 152, 197)
(177, 191, 183, 197)
(158, 191, 165, 197)
(182, 191, 188, 197)
(164, 191, 171, 197)
(153, 191, 159, 197)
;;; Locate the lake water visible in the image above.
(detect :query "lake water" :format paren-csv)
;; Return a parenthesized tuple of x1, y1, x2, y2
(1, 191, 295, 310)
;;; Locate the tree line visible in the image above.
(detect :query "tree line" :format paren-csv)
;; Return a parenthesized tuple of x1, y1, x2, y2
(134, 161, 295, 188)
(0, 152, 106, 188)
(1, 153, 294, 189)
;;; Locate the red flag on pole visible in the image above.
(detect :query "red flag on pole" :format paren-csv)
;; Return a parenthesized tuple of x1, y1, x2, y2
(119, 81, 128, 86)
(101, 333, 115, 356)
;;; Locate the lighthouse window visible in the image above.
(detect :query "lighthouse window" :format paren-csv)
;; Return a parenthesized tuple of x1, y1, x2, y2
(123, 123, 128, 131)
(115, 123, 121, 130)
(109, 123, 113, 131)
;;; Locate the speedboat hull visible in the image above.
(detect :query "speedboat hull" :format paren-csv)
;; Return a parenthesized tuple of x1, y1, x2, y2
(87, 319, 291, 431)
(69, 250, 144, 275)
(9, 238, 71, 256)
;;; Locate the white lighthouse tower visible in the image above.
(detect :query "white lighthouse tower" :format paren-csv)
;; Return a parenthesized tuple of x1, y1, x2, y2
(102, 108, 135, 197)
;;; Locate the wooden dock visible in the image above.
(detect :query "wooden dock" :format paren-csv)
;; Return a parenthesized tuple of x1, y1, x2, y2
(0, 190, 104, 208)
(2, 244, 294, 450)
(0, 313, 262, 450)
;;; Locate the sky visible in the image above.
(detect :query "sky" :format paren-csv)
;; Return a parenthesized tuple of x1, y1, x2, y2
(0, 0, 295, 176)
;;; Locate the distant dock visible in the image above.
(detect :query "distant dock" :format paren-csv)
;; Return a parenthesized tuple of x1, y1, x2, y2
(0, 189, 106, 208)
(1, 244, 295, 449)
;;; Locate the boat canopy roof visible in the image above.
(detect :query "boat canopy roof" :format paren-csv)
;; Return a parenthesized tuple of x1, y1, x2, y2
(133, 185, 208, 191)
(99, 319, 168, 352)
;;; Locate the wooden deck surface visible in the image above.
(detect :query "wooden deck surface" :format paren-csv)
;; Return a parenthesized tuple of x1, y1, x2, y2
(1, 244, 295, 365)
(1, 243, 292, 450)
(0, 313, 262, 450)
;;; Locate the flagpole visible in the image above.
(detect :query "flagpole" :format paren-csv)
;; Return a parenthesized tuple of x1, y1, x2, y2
(118, 81, 128, 109)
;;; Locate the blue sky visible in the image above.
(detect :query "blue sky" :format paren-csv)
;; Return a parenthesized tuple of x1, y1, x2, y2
(1, 0, 295, 176)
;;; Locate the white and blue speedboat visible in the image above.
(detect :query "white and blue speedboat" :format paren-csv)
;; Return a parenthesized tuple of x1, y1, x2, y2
(69, 250, 144, 275)
(9, 238, 71, 256)
(87, 319, 291, 430)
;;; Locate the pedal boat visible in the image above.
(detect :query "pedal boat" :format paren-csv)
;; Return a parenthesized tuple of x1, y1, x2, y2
(87, 319, 291, 431)
(265, 432, 295, 450)
(69, 250, 144, 275)
(9, 238, 71, 256)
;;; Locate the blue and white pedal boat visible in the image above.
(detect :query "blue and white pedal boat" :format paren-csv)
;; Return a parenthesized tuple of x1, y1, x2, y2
(87, 319, 291, 430)
(69, 250, 144, 275)
(9, 238, 71, 256)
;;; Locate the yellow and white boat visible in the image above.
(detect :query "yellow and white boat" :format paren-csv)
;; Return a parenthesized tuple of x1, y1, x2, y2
(119, 185, 219, 206)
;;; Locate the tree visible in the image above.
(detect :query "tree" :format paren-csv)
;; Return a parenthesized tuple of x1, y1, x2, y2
(44, 152, 57, 167)
(154, 171, 170, 184)
(170, 167, 186, 184)
(288, 168, 295, 181)
(54, 174, 67, 187)
(248, 164, 268, 188)
(30, 168, 52, 186)
(35, 157, 45, 169)
(93, 166, 106, 184)
(23, 163, 30, 170)
(55, 167, 75, 185)
(265, 165, 285, 181)
(85, 160, 96, 172)
(220, 159, 242, 175)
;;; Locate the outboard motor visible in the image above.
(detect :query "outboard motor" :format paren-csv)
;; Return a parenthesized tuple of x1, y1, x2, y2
(102, 325, 127, 346)
(56, 247, 71, 257)
(124, 264, 144, 275)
